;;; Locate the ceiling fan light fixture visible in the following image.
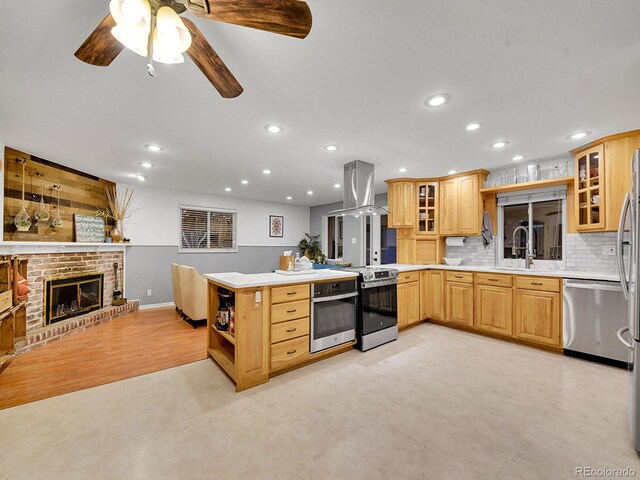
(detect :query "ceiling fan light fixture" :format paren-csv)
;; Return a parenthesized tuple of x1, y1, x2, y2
(152, 6, 192, 65)
(109, 0, 151, 56)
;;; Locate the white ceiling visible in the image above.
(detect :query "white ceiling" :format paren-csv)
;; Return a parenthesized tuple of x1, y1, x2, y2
(1, 0, 640, 206)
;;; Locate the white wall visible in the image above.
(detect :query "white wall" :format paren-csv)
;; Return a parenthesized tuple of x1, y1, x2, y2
(119, 183, 310, 247)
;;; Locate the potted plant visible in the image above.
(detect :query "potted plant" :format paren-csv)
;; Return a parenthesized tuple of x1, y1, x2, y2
(96, 187, 134, 243)
(298, 233, 324, 262)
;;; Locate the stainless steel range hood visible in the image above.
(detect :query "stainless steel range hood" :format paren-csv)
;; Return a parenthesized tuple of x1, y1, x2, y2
(329, 160, 389, 217)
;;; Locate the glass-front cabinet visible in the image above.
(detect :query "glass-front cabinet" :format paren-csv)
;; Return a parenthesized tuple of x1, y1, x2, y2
(575, 144, 605, 231)
(416, 182, 438, 235)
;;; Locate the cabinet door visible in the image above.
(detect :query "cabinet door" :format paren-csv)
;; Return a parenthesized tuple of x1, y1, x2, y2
(440, 179, 458, 235)
(446, 281, 473, 326)
(475, 284, 512, 336)
(426, 270, 445, 321)
(420, 271, 429, 319)
(406, 281, 420, 325)
(389, 181, 405, 227)
(403, 182, 416, 227)
(457, 174, 480, 235)
(417, 182, 438, 235)
(575, 145, 605, 231)
(514, 289, 561, 347)
(397, 283, 408, 328)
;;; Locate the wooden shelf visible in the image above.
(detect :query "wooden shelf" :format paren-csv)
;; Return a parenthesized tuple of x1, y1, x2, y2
(208, 347, 236, 381)
(481, 177, 574, 194)
(212, 325, 236, 345)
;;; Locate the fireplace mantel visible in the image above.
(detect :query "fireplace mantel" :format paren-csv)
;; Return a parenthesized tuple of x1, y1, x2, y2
(0, 242, 128, 255)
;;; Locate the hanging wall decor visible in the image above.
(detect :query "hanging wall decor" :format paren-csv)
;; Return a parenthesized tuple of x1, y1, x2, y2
(269, 215, 284, 238)
(34, 185, 50, 223)
(51, 185, 63, 228)
(14, 160, 32, 232)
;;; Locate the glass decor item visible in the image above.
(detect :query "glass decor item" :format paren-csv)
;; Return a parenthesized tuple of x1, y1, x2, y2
(34, 185, 50, 222)
(51, 186, 63, 228)
(14, 161, 31, 232)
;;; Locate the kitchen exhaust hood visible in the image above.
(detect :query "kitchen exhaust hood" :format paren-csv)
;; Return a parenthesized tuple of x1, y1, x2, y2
(329, 160, 389, 217)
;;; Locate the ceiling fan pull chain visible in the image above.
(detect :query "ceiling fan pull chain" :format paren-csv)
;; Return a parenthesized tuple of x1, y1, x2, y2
(146, 13, 157, 78)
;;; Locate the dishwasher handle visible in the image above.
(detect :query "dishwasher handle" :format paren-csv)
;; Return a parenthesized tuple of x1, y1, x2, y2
(563, 281, 623, 292)
(617, 326, 633, 350)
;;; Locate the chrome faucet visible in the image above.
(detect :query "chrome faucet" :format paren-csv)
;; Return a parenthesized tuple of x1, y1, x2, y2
(512, 225, 535, 269)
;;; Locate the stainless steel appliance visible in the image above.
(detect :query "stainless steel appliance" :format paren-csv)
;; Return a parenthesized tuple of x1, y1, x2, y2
(328, 160, 389, 217)
(344, 266, 399, 351)
(615, 148, 640, 452)
(563, 279, 628, 367)
(310, 279, 358, 353)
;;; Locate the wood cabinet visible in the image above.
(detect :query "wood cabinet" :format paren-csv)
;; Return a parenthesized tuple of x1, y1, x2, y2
(445, 275, 474, 326)
(389, 181, 415, 228)
(398, 279, 420, 328)
(514, 288, 561, 347)
(416, 182, 438, 235)
(421, 269, 444, 321)
(571, 130, 640, 232)
(475, 284, 512, 336)
(439, 174, 482, 236)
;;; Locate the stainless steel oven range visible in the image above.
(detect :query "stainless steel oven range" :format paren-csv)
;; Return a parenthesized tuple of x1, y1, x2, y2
(310, 279, 358, 354)
(344, 267, 399, 351)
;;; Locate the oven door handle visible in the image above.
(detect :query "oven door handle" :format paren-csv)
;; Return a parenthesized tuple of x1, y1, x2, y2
(311, 292, 358, 303)
(361, 281, 398, 289)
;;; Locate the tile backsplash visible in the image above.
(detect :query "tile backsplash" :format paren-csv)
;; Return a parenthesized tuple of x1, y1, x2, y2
(443, 232, 622, 273)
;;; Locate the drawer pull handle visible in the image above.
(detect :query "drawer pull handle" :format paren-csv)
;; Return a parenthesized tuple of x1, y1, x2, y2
(287, 349, 297, 355)
(455, 275, 464, 279)
(286, 328, 297, 333)
(488, 278, 498, 282)
(287, 292, 296, 296)
(531, 282, 543, 286)
(286, 309, 297, 313)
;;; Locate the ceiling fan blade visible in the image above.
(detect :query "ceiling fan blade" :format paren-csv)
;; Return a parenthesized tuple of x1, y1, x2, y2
(182, 18, 244, 98)
(74, 13, 124, 67)
(197, 0, 312, 39)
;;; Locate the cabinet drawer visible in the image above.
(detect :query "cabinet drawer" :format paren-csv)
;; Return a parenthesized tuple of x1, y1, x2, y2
(515, 276, 560, 293)
(445, 271, 473, 284)
(475, 273, 512, 288)
(271, 299, 310, 324)
(270, 335, 309, 371)
(399, 271, 420, 283)
(271, 317, 309, 344)
(271, 284, 310, 304)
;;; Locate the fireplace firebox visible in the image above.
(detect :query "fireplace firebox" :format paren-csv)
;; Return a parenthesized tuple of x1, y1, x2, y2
(44, 273, 104, 325)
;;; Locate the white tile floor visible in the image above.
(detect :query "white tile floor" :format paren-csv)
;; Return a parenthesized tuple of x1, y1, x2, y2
(1, 323, 639, 480)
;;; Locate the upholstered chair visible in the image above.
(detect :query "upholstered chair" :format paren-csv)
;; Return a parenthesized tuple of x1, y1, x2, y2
(179, 265, 208, 327)
(170, 263, 184, 315)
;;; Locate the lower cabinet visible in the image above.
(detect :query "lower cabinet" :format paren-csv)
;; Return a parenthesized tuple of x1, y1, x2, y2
(421, 270, 444, 321)
(445, 281, 473, 326)
(398, 280, 420, 328)
(514, 289, 561, 347)
(474, 284, 512, 336)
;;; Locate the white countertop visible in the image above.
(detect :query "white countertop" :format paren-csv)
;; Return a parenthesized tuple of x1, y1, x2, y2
(380, 263, 620, 282)
(204, 269, 358, 289)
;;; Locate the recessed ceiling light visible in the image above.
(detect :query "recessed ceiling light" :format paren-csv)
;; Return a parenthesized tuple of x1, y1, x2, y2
(448, 170, 457, 175)
(334, 183, 341, 188)
(569, 131, 589, 140)
(491, 141, 508, 149)
(134, 174, 146, 182)
(512, 155, 524, 161)
(466, 123, 480, 131)
(144, 144, 163, 152)
(324, 145, 339, 152)
(225, 187, 232, 192)
(425, 93, 451, 107)
(398, 167, 407, 173)
(262, 169, 271, 175)
(241, 180, 249, 185)
(265, 125, 282, 134)
(307, 190, 313, 195)
(286, 196, 292, 200)
(141, 162, 152, 168)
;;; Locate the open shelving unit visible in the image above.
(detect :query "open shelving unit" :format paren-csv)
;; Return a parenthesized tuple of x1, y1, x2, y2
(0, 256, 29, 370)
(480, 176, 574, 194)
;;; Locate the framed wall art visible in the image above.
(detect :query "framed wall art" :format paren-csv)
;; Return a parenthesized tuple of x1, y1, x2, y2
(269, 215, 284, 238)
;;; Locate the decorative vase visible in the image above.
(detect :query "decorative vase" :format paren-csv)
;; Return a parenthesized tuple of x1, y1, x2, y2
(14, 206, 31, 232)
(111, 221, 122, 243)
(51, 211, 63, 228)
(34, 186, 50, 223)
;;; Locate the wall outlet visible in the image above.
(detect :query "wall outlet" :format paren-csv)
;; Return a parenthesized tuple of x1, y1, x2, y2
(352, 237, 357, 244)
(146, 289, 153, 296)
(602, 245, 615, 256)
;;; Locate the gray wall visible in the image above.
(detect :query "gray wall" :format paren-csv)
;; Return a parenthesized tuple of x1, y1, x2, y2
(125, 245, 297, 305)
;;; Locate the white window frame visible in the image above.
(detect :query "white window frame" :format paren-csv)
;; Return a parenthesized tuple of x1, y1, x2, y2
(179, 205, 238, 253)
(497, 187, 567, 267)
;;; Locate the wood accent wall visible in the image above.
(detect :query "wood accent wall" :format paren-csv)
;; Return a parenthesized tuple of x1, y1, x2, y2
(3, 147, 115, 242)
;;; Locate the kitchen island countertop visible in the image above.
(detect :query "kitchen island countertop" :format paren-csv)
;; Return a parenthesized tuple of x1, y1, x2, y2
(204, 269, 358, 290)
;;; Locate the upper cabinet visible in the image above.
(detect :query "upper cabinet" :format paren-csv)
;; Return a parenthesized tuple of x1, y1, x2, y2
(440, 173, 482, 236)
(389, 181, 415, 228)
(571, 130, 640, 232)
(416, 182, 438, 235)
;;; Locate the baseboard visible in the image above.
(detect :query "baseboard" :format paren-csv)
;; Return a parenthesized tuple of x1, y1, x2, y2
(139, 301, 175, 310)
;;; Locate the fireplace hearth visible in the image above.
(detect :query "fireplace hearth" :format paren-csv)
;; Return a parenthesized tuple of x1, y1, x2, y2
(44, 273, 104, 325)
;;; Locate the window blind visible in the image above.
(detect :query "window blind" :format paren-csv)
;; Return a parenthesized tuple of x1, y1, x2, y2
(180, 206, 237, 252)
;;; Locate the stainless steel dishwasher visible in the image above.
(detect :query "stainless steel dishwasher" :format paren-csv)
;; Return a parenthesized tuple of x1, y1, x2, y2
(563, 278, 629, 367)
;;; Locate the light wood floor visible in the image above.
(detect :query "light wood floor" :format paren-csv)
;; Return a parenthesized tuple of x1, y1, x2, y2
(0, 306, 206, 410)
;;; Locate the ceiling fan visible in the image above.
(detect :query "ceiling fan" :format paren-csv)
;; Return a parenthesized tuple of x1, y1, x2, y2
(74, 0, 313, 98)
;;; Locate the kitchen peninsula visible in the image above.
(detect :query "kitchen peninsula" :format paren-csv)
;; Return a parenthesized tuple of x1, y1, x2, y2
(205, 269, 358, 391)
